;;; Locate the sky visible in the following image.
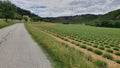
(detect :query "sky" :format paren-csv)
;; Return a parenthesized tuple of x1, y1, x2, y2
(10, 0, 120, 17)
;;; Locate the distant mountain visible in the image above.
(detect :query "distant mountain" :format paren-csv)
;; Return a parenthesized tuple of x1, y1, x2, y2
(43, 9, 120, 28)
(101, 9, 120, 20)
(43, 14, 100, 25)
(94, 9, 120, 28)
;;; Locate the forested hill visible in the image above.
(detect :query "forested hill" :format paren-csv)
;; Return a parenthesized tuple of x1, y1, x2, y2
(0, 0, 41, 21)
(43, 14, 100, 25)
(43, 9, 120, 28)
(95, 9, 120, 28)
(100, 9, 120, 20)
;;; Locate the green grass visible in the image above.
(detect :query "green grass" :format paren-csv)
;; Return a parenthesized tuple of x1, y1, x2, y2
(94, 59, 108, 68)
(0, 19, 17, 28)
(25, 23, 108, 68)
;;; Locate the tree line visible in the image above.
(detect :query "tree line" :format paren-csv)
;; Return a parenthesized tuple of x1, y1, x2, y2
(96, 20, 120, 28)
(0, 0, 41, 22)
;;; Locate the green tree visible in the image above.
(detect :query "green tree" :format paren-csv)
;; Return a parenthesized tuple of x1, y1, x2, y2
(0, 0, 16, 21)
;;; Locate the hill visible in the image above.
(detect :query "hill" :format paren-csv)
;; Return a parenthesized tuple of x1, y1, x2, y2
(95, 9, 120, 28)
(43, 14, 99, 25)
(43, 9, 120, 28)
(99, 9, 120, 20)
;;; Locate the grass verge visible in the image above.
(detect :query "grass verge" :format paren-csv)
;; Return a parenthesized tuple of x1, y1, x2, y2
(0, 19, 18, 28)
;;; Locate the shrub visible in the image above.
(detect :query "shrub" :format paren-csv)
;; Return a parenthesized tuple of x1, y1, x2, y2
(63, 38, 68, 41)
(106, 49, 113, 53)
(71, 41, 76, 44)
(93, 45, 98, 48)
(94, 59, 108, 68)
(93, 49, 103, 55)
(87, 47, 93, 51)
(103, 53, 114, 60)
(98, 46, 105, 50)
(114, 45, 119, 48)
(105, 45, 111, 48)
(110, 45, 114, 47)
(101, 45, 104, 46)
(115, 60, 120, 64)
(115, 52, 120, 56)
(78, 40, 82, 42)
(85, 54, 93, 61)
(83, 41, 87, 44)
(113, 47, 119, 51)
(75, 43, 80, 46)
(80, 45, 87, 49)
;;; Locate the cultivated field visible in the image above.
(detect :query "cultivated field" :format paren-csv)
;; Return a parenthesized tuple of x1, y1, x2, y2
(25, 22, 120, 68)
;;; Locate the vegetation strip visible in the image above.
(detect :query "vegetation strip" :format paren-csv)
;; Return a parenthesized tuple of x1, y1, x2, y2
(25, 24, 110, 68)
(26, 23, 120, 68)
(0, 19, 16, 29)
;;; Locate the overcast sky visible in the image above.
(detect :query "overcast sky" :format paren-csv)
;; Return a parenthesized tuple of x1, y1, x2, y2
(10, 0, 120, 17)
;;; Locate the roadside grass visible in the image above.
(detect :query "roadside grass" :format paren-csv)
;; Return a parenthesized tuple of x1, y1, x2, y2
(0, 19, 19, 28)
(25, 23, 108, 68)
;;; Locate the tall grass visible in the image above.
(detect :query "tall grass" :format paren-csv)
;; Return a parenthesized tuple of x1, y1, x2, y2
(0, 19, 18, 28)
(25, 23, 108, 68)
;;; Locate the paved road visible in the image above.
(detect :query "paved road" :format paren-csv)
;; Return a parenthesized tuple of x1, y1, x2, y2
(0, 23, 52, 68)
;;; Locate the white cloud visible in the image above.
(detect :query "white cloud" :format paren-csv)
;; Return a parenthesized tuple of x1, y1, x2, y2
(10, 0, 120, 17)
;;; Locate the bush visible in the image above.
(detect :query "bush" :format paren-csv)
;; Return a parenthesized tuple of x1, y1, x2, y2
(71, 41, 76, 44)
(110, 45, 114, 47)
(80, 45, 87, 49)
(94, 59, 108, 68)
(103, 53, 114, 60)
(115, 52, 120, 56)
(106, 49, 113, 53)
(105, 45, 111, 48)
(87, 47, 93, 51)
(63, 38, 68, 41)
(93, 45, 98, 48)
(115, 60, 120, 64)
(85, 54, 93, 61)
(75, 43, 80, 46)
(98, 46, 105, 50)
(93, 49, 103, 55)
(113, 47, 119, 51)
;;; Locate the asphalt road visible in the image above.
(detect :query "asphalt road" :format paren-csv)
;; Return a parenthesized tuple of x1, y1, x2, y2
(0, 23, 52, 68)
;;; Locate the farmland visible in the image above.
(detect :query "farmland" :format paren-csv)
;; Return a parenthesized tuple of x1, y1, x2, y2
(25, 22, 120, 68)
